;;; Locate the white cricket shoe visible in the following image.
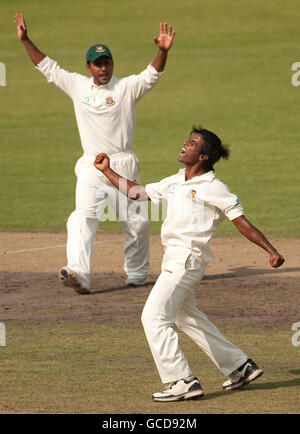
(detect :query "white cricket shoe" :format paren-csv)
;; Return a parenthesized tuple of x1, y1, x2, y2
(125, 277, 146, 287)
(223, 359, 263, 390)
(59, 267, 90, 294)
(152, 377, 204, 402)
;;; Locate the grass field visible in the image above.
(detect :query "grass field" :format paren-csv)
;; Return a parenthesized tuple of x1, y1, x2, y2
(1, 322, 299, 414)
(1, 0, 300, 235)
(0, 0, 300, 417)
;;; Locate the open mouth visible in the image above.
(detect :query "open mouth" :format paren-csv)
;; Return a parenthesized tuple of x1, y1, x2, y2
(180, 147, 186, 154)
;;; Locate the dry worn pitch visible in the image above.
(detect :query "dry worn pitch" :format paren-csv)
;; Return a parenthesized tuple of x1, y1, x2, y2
(0, 232, 298, 328)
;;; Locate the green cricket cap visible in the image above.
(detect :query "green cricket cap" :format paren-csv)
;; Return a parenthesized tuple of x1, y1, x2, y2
(86, 44, 113, 62)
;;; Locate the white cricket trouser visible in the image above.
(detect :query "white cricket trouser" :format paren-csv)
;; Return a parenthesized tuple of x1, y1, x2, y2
(66, 151, 149, 288)
(141, 246, 248, 383)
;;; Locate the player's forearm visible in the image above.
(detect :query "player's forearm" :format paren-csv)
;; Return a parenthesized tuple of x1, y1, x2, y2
(151, 49, 168, 72)
(102, 167, 149, 201)
(233, 216, 279, 255)
(21, 37, 46, 66)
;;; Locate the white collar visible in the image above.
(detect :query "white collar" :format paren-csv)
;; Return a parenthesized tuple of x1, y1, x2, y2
(90, 75, 115, 90)
(178, 168, 215, 184)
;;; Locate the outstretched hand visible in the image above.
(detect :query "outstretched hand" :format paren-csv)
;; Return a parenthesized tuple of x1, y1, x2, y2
(14, 13, 28, 41)
(94, 153, 110, 172)
(153, 22, 175, 51)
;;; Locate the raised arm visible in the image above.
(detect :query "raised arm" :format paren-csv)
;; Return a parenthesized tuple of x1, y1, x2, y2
(232, 215, 285, 268)
(14, 13, 46, 66)
(151, 22, 175, 72)
(94, 154, 150, 201)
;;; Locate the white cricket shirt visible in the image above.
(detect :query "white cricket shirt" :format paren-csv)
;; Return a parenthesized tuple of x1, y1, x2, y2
(145, 169, 244, 264)
(36, 56, 162, 156)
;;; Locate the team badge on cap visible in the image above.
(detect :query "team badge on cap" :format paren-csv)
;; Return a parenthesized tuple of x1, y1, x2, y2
(96, 45, 106, 53)
(86, 44, 113, 62)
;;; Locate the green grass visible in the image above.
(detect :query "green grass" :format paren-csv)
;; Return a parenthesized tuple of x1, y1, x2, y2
(0, 322, 299, 414)
(1, 1, 299, 416)
(1, 0, 300, 235)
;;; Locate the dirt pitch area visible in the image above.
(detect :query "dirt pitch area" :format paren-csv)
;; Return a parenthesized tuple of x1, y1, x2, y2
(0, 232, 299, 328)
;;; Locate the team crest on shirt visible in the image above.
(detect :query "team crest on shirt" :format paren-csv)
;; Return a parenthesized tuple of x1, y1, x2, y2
(186, 189, 197, 200)
(105, 96, 116, 107)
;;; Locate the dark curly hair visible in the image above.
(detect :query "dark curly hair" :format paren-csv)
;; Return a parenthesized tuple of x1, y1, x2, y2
(191, 125, 230, 171)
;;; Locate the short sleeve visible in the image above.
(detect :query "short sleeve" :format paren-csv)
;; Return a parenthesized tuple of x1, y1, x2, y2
(145, 181, 164, 204)
(225, 200, 244, 221)
(205, 182, 244, 220)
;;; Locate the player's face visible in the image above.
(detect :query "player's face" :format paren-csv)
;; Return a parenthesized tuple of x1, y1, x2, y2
(178, 133, 206, 165)
(86, 56, 114, 86)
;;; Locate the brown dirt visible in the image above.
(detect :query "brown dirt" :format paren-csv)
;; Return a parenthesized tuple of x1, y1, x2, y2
(0, 231, 299, 328)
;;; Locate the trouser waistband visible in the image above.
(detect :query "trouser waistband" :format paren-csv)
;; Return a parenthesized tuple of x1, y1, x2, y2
(83, 150, 134, 162)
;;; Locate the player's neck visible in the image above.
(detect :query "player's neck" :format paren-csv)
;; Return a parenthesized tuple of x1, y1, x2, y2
(185, 165, 208, 181)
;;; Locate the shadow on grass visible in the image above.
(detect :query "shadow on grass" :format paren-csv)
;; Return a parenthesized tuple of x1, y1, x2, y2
(202, 378, 300, 401)
(90, 279, 156, 295)
(89, 265, 300, 294)
(203, 267, 300, 281)
(289, 369, 300, 375)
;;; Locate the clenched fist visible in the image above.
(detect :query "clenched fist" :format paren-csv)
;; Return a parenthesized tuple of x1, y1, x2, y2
(94, 153, 110, 172)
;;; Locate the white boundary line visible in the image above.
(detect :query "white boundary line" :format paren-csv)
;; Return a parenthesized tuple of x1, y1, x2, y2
(5, 239, 115, 254)
(7, 244, 66, 254)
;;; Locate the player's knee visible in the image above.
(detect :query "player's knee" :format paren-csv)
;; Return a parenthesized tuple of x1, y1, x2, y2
(141, 306, 150, 328)
(141, 304, 156, 331)
(127, 218, 149, 232)
(141, 305, 172, 335)
(71, 208, 97, 220)
(175, 317, 184, 330)
(67, 210, 98, 229)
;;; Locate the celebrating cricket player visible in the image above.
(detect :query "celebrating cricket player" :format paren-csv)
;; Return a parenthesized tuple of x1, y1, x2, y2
(93, 126, 285, 402)
(14, 13, 175, 294)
